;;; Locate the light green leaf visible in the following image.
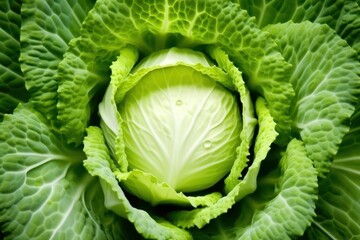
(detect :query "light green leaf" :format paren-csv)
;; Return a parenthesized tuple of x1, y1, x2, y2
(0, 0, 29, 121)
(265, 21, 360, 177)
(116, 169, 222, 207)
(99, 45, 139, 173)
(83, 126, 192, 240)
(305, 104, 360, 239)
(0, 104, 123, 239)
(20, 0, 96, 120)
(207, 46, 257, 193)
(115, 47, 234, 103)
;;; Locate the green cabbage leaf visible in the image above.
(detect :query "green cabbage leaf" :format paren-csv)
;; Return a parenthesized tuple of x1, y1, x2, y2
(1, 0, 359, 239)
(0, 104, 129, 239)
(0, 0, 29, 121)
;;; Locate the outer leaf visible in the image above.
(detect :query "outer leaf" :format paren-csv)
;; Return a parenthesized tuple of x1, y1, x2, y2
(190, 139, 318, 239)
(57, 0, 293, 145)
(83, 126, 192, 240)
(20, 0, 96, 120)
(305, 104, 360, 239)
(265, 21, 360, 177)
(236, 139, 317, 239)
(332, 1, 360, 58)
(235, 0, 360, 56)
(0, 104, 123, 239)
(0, 0, 29, 121)
(235, 0, 343, 28)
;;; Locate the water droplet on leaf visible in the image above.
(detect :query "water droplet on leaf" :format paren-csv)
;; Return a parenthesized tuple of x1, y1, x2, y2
(203, 140, 212, 149)
(176, 99, 183, 106)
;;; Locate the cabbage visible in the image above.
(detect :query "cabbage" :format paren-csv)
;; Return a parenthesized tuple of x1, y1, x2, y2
(118, 49, 242, 193)
(0, 0, 359, 239)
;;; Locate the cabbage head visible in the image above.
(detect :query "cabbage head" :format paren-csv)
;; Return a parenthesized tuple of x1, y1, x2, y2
(1, 0, 360, 239)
